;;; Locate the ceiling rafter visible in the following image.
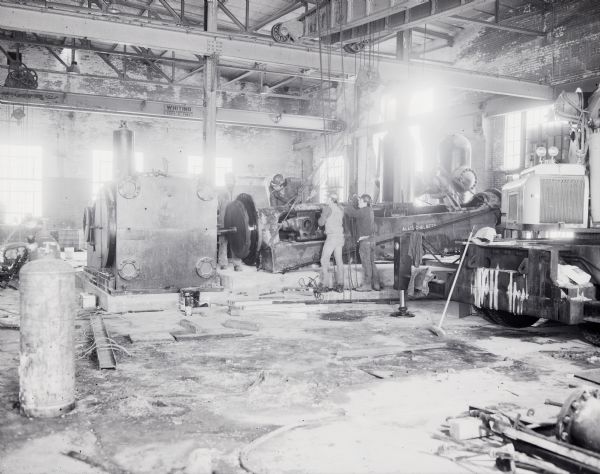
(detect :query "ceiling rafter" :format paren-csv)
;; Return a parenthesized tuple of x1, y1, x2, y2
(0, 2, 554, 99)
(217, 0, 245, 31)
(251, 1, 303, 32)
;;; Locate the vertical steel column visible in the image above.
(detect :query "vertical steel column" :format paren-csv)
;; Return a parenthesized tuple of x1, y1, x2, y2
(203, 0, 218, 185)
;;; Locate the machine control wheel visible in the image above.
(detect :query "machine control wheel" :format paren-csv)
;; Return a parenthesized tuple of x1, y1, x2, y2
(481, 308, 538, 328)
(271, 23, 290, 43)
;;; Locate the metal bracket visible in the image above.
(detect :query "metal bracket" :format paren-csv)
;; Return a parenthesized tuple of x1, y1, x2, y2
(206, 39, 223, 55)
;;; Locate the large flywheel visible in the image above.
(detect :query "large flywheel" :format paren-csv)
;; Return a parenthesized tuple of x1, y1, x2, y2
(224, 193, 259, 266)
(93, 185, 117, 268)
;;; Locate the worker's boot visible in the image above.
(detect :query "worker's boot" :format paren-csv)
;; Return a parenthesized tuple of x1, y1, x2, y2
(372, 281, 381, 291)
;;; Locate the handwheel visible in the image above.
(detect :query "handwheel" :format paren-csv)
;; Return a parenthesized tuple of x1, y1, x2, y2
(481, 308, 538, 328)
(271, 23, 290, 43)
(580, 322, 600, 347)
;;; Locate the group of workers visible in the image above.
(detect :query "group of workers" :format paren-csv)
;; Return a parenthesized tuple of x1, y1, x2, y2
(318, 192, 380, 292)
(217, 172, 380, 292)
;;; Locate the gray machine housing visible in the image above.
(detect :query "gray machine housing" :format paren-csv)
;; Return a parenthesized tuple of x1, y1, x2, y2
(86, 174, 220, 293)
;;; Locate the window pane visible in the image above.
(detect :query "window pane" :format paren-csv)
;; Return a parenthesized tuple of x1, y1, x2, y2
(319, 156, 346, 202)
(504, 112, 521, 171)
(0, 145, 43, 224)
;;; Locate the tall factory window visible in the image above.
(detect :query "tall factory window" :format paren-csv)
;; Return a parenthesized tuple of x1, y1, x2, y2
(188, 155, 203, 175)
(215, 157, 233, 187)
(527, 106, 552, 128)
(92, 150, 144, 198)
(504, 111, 522, 170)
(0, 145, 43, 224)
(319, 156, 346, 202)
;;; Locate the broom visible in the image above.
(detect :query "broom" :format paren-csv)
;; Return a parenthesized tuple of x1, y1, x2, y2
(428, 229, 475, 337)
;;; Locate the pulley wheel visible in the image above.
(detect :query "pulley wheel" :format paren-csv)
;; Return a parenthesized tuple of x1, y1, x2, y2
(82, 206, 94, 244)
(224, 193, 259, 265)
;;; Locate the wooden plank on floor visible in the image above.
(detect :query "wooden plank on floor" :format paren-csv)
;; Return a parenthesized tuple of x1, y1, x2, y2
(336, 342, 448, 359)
(170, 331, 250, 341)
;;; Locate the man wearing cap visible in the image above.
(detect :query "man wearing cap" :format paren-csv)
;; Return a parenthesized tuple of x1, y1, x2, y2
(318, 192, 345, 292)
(344, 194, 380, 291)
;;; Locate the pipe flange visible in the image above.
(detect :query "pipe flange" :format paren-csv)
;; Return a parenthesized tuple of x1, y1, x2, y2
(118, 176, 141, 199)
(556, 388, 600, 445)
(118, 258, 140, 280)
(196, 257, 216, 279)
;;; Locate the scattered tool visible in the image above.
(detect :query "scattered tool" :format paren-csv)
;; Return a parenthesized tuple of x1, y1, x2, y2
(427, 229, 474, 337)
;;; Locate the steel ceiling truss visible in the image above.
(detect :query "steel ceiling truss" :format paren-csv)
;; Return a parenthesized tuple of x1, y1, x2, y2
(0, 2, 554, 99)
(0, 30, 335, 97)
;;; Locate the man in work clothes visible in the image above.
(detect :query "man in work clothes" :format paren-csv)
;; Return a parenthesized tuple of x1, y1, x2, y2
(318, 192, 345, 292)
(344, 194, 380, 291)
(217, 173, 243, 271)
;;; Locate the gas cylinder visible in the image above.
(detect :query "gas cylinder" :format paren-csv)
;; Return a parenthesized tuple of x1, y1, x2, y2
(19, 258, 76, 417)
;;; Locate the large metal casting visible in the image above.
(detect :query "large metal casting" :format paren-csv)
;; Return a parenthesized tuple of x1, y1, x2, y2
(225, 190, 501, 273)
(85, 175, 220, 293)
(84, 125, 219, 293)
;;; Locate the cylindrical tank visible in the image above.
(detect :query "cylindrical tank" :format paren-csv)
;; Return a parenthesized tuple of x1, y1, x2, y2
(113, 121, 135, 180)
(590, 131, 600, 225)
(19, 259, 76, 417)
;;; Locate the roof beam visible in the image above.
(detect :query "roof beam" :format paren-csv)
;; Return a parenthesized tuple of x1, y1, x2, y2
(156, 0, 185, 24)
(0, 86, 342, 132)
(0, 2, 554, 99)
(267, 76, 295, 90)
(221, 70, 253, 87)
(450, 15, 546, 36)
(217, 0, 245, 31)
(316, 0, 493, 41)
(251, 1, 303, 32)
(411, 26, 454, 44)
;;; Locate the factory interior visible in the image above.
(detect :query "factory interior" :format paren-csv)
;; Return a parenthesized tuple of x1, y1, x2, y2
(3, 0, 600, 472)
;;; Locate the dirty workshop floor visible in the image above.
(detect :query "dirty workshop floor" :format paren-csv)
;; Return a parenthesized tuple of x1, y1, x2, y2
(1, 267, 600, 474)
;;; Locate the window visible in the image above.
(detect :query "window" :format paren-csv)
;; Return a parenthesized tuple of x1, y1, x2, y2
(215, 157, 233, 186)
(188, 155, 203, 175)
(92, 150, 144, 198)
(319, 156, 346, 202)
(527, 106, 553, 129)
(0, 145, 43, 225)
(504, 111, 522, 170)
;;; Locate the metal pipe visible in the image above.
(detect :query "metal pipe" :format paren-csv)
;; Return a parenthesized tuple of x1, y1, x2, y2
(113, 121, 134, 180)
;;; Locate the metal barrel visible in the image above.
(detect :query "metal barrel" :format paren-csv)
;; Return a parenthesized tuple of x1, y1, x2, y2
(19, 259, 76, 417)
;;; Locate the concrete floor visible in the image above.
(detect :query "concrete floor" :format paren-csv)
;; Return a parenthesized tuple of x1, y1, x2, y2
(1, 266, 600, 474)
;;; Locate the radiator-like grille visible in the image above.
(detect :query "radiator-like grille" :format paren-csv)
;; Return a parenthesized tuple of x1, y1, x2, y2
(540, 177, 585, 224)
(508, 193, 519, 222)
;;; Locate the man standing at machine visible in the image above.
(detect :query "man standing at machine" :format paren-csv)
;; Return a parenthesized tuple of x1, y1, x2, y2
(217, 173, 243, 271)
(318, 192, 345, 292)
(345, 194, 380, 291)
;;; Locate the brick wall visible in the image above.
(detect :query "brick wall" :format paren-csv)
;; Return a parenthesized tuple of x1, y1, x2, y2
(450, 0, 600, 85)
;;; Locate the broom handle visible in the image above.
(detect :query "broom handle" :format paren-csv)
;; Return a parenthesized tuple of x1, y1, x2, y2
(436, 230, 475, 329)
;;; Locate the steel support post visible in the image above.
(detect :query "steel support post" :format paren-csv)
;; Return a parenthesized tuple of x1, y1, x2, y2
(203, 0, 218, 186)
